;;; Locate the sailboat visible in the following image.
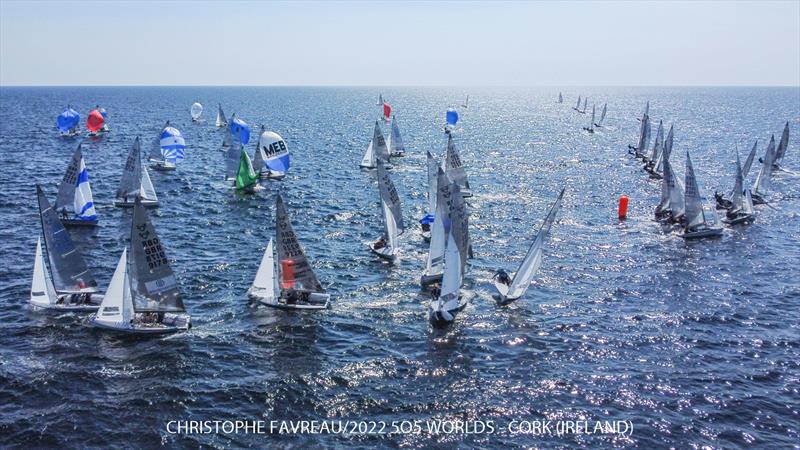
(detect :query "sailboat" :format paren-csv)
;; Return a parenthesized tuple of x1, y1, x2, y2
(428, 182, 471, 327)
(682, 152, 723, 239)
(752, 135, 777, 204)
(191, 102, 203, 122)
(650, 124, 674, 179)
(722, 150, 755, 225)
(30, 185, 102, 310)
(377, 93, 384, 106)
(629, 114, 651, 158)
(644, 120, 665, 171)
(56, 106, 80, 136)
(89, 197, 191, 333)
(151, 121, 186, 171)
(594, 103, 607, 127)
(253, 126, 291, 180)
(234, 145, 259, 194)
(493, 188, 564, 305)
(54, 144, 98, 227)
(582, 104, 596, 133)
(558, 92, 563, 104)
(716, 140, 758, 209)
(637, 101, 650, 122)
(445, 107, 459, 134)
(386, 115, 406, 157)
(86, 108, 105, 137)
(419, 150, 439, 242)
(655, 157, 686, 224)
(573, 95, 582, 112)
(360, 121, 391, 169)
(369, 159, 405, 261)
(420, 167, 452, 287)
(215, 104, 228, 127)
(462, 95, 469, 109)
(114, 137, 159, 208)
(445, 133, 472, 197)
(250, 194, 330, 310)
(582, 97, 588, 113)
(773, 122, 790, 169)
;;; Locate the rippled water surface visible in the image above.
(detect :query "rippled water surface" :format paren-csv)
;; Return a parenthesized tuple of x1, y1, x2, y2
(1, 87, 799, 448)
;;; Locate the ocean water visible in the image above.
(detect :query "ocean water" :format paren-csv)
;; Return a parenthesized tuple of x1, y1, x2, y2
(0, 86, 798, 448)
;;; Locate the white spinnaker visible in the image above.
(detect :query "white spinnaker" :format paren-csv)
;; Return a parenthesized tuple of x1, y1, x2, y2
(251, 239, 278, 301)
(140, 166, 158, 202)
(506, 189, 564, 300)
(74, 155, 97, 220)
(31, 238, 57, 306)
(95, 249, 133, 327)
(191, 102, 203, 120)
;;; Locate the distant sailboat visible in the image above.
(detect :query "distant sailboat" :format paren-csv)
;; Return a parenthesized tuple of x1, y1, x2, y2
(445, 133, 472, 197)
(369, 159, 405, 261)
(421, 167, 452, 287)
(773, 122, 790, 169)
(682, 152, 723, 239)
(253, 126, 291, 180)
(573, 95, 582, 112)
(717, 140, 758, 209)
(115, 137, 159, 208)
(558, 92, 563, 104)
(377, 93, 384, 106)
(629, 114, 651, 158)
(493, 188, 564, 305)
(428, 182, 471, 327)
(56, 106, 80, 136)
(651, 124, 674, 179)
(215, 104, 228, 127)
(752, 135, 777, 204)
(582, 104, 596, 133)
(30, 185, 102, 310)
(655, 156, 686, 224)
(151, 121, 186, 171)
(462, 95, 469, 109)
(637, 100, 650, 122)
(86, 108, 106, 137)
(360, 121, 391, 169)
(54, 144, 98, 227)
(594, 103, 607, 127)
(644, 120, 664, 170)
(445, 107, 459, 134)
(383, 102, 392, 122)
(418, 150, 439, 242)
(251, 194, 330, 310)
(386, 115, 406, 157)
(582, 97, 588, 113)
(722, 150, 755, 225)
(89, 197, 191, 334)
(191, 102, 203, 122)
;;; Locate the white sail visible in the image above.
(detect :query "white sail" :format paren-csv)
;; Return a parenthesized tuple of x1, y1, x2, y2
(360, 140, 375, 168)
(423, 168, 450, 279)
(505, 189, 564, 300)
(462, 95, 469, 108)
(665, 159, 685, 218)
(215, 104, 227, 127)
(743, 189, 755, 215)
(140, 166, 158, 202)
(775, 122, 790, 164)
(654, 124, 674, 174)
(93, 249, 133, 329)
(650, 120, 664, 162)
(432, 228, 463, 320)
(376, 159, 404, 254)
(575, 96, 581, 109)
(742, 139, 758, 180)
(249, 239, 278, 302)
(558, 92, 563, 103)
(191, 102, 203, 120)
(684, 152, 705, 229)
(30, 237, 57, 307)
(597, 103, 607, 126)
(426, 150, 438, 215)
(754, 135, 776, 197)
(730, 150, 744, 211)
(387, 115, 405, 155)
(588, 104, 595, 131)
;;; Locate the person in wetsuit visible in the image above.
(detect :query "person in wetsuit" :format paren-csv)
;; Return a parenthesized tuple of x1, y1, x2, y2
(494, 269, 512, 287)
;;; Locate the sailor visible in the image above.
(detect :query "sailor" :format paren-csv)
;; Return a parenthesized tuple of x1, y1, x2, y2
(285, 289, 298, 304)
(420, 222, 430, 233)
(299, 291, 310, 304)
(373, 235, 387, 250)
(430, 285, 441, 300)
(495, 269, 512, 287)
(60, 207, 69, 220)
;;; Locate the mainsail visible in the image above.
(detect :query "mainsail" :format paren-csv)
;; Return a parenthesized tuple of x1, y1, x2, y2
(37, 185, 98, 293)
(424, 167, 452, 278)
(426, 150, 438, 216)
(742, 139, 758, 179)
(505, 188, 564, 300)
(129, 198, 184, 312)
(449, 183, 471, 272)
(754, 135, 776, 197)
(445, 134, 470, 192)
(684, 152, 705, 229)
(654, 124, 674, 174)
(362, 121, 390, 167)
(730, 150, 744, 211)
(582, 97, 588, 112)
(575, 96, 581, 110)
(387, 115, 405, 155)
(226, 132, 243, 180)
(587, 104, 595, 131)
(664, 158, 685, 218)
(596, 103, 607, 126)
(117, 138, 143, 200)
(649, 120, 664, 162)
(275, 194, 324, 293)
(376, 158, 404, 252)
(774, 122, 789, 165)
(635, 115, 651, 156)
(216, 104, 227, 127)
(558, 92, 563, 103)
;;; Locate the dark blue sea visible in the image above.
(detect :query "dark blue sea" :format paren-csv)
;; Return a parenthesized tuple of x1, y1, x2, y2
(0, 87, 798, 448)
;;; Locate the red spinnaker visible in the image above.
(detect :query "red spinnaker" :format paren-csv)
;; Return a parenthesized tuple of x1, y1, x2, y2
(86, 110, 104, 132)
(383, 102, 391, 120)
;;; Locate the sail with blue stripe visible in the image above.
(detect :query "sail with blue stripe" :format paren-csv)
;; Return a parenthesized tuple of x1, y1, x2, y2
(160, 125, 186, 164)
(56, 145, 97, 222)
(258, 130, 291, 173)
(74, 155, 97, 221)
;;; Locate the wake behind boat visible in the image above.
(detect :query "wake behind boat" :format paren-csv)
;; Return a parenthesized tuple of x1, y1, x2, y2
(89, 197, 191, 334)
(250, 194, 330, 310)
(493, 188, 564, 305)
(30, 185, 102, 311)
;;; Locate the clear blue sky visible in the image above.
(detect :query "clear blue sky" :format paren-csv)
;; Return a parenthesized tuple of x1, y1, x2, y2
(1, 0, 798, 86)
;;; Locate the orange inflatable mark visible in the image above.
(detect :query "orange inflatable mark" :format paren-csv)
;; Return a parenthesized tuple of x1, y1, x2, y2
(618, 195, 629, 220)
(280, 259, 295, 289)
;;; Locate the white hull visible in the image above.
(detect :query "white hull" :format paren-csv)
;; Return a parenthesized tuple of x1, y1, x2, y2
(115, 199, 159, 208)
(89, 313, 191, 334)
(151, 162, 177, 172)
(30, 293, 103, 311)
(369, 244, 397, 261)
(255, 292, 330, 310)
(428, 295, 468, 327)
(259, 170, 286, 180)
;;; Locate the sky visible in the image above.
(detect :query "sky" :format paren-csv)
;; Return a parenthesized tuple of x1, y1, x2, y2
(1, 0, 799, 86)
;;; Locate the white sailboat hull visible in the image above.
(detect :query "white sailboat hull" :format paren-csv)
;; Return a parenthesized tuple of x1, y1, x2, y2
(428, 294, 469, 327)
(89, 313, 191, 334)
(369, 243, 397, 261)
(115, 199, 159, 208)
(30, 295, 103, 311)
(257, 292, 330, 310)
